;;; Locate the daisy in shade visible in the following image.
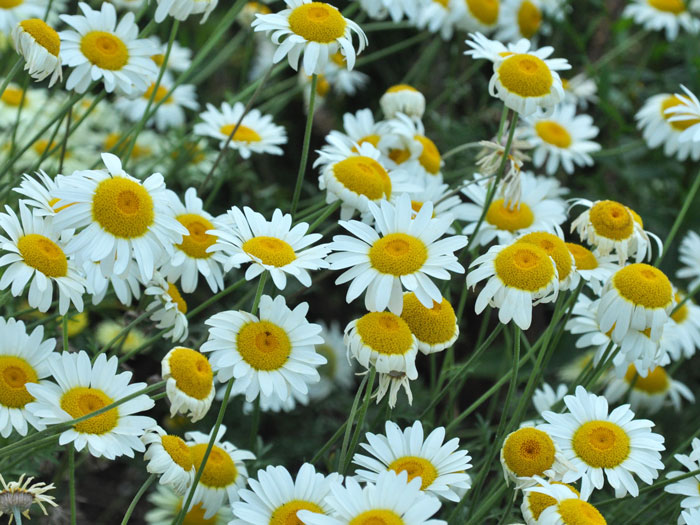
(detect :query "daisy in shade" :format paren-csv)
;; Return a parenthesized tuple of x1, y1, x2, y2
(12, 19, 62, 86)
(604, 364, 694, 413)
(154, 0, 218, 23)
(524, 479, 607, 525)
(379, 84, 426, 120)
(142, 426, 195, 495)
(161, 346, 214, 422)
(145, 484, 233, 525)
(499, 426, 570, 489)
(326, 108, 390, 150)
(185, 425, 255, 519)
(208, 206, 330, 290)
(0, 473, 57, 524)
(144, 273, 189, 343)
(520, 481, 581, 525)
(201, 295, 325, 403)
(0, 202, 85, 315)
(298, 470, 445, 525)
(25, 351, 156, 459)
(0, 317, 55, 438)
(532, 383, 567, 416)
(561, 73, 598, 109)
(251, 0, 367, 75)
(231, 463, 340, 525)
(667, 290, 700, 360)
(664, 84, 700, 145)
(415, 0, 462, 40)
(623, 0, 699, 40)
(353, 420, 472, 502)
(636, 92, 700, 161)
(519, 104, 600, 174)
(565, 242, 618, 295)
(383, 114, 444, 182)
(327, 194, 467, 315)
(665, 438, 700, 512)
(539, 385, 666, 499)
(494, 0, 544, 43)
(194, 101, 287, 158)
(148, 37, 192, 73)
(358, 0, 418, 21)
(458, 0, 501, 34)
(400, 292, 459, 354)
(325, 51, 369, 96)
(52, 153, 187, 284)
(678, 230, 700, 290)
(59, 2, 158, 94)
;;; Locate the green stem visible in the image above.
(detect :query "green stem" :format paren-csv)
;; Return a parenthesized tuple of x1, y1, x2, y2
(250, 272, 268, 315)
(310, 421, 348, 465)
(337, 373, 369, 471)
(307, 201, 341, 233)
(96, 311, 151, 360)
(291, 74, 318, 214)
(0, 59, 22, 97)
(341, 367, 377, 475)
(655, 169, 700, 267)
(119, 475, 155, 525)
(248, 397, 261, 451)
(69, 447, 76, 525)
(62, 314, 69, 352)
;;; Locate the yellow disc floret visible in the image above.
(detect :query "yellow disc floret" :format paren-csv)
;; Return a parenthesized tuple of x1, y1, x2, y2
(557, 499, 607, 525)
(612, 264, 672, 309)
(190, 444, 238, 487)
(486, 199, 534, 231)
(466, 0, 500, 24)
(167, 347, 213, 400)
(0, 0, 23, 8)
(270, 500, 324, 525)
(414, 135, 441, 175)
(518, 232, 572, 283)
(176, 214, 216, 259)
(143, 83, 172, 104)
(502, 427, 556, 477)
(237, 321, 291, 371)
(161, 434, 194, 470)
(16, 233, 68, 278)
(80, 31, 129, 70)
(220, 124, 262, 143)
(1, 87, 24, 106)
(525, 483, 579, 521)
(19, 19, 60, 57)
(624, 365, 669, 394)
(60, 387, 118, 434)
(572, 420, 630, 468)
(400, 293, 457, 346)
(355, 312, 414, 356)
(388, 456, 438, 490)
(242, 236, 297, 267)
(535, 121, 572, 148)
(588, 200, 634, 241)
(167, 282, 188, 314)
(92, 177, 155, 238)
(0, 356, 38, 408)
(671, 293, 689, 324)
(497, 54, 553, 97)
(517, 0, 541, 38)
(386, 84, 419, 94)
(181, 503, 217, 525)
(288, 2, 347, 43)
(333, 156, 392, 200)
(660, 95, 699, 131)
(369, 233, 428, 276)
(349, 510, 404, 525)
(566, 243, 598, 271)
(494, 243, 555, 291)
(648, 0, 685, 13)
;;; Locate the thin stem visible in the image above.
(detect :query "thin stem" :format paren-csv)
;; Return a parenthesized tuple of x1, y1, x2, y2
(337, 373, 369, 471)
(341, 366, 377, 475)
(0, 59, 22, 97)
(69, 447, 76, 525)
(119, 475, 155, 525)
(12, 508, 22, 525)
(655, 169, 700, 266)
(249, 397, 261, 451)
(96, 311, 151, 360)
(250, 272, 268, 315)
(62, 314, 69, 352)
(291, 74, 318, 214)
(307, 201, 341, 233)
(310, 421, 348, 465)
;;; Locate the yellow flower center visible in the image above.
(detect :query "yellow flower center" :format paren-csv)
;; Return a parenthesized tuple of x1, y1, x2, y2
(624, 365, 669, 394)
(355, 312, 414, 356)
(415, 135, 441, 175)
(58, 312, 89, 337)
(143, 83, 172, 104)
(167, 282, 187, 314)
(190, 444, 238, 488)
(572, 420, 630, 468)
(92, 177, 155, 238)
(288, 2, 347, 43)
(0, 0, 22, 8)
(660, 95, 700, 131)
(220, 124, 262, 143)
(526, 483, 579, 521)
(566, 242, 598, 271)
(368, 233, 427, 276)
(493, 243, 555, 292)
(161, 434, 194, 470)
(648, 0, 685, 13)
(181, 503, 217, 525)
(237, 320, 291, 371)
(433, 0, 450, 6)
(466, 0, 499, 24)
(16, 233, 68, 278)
(19, 19, 60, 56)
(1, 87, 24, 106)
(167, 347, 213, 400)
(242, 236, 297, 267)
(388, 456, 438, 490)
(270, 500, 324, 525)
(400, 293, 456, 345)
(557, 499, 607, 525)
(486, 199, 534, 231)
(356, 134, 381, 149)
(60, 387, 118, 434)
(497, 54, 553, 97)
(0, 356, 38, 409)
(331, 51, 346, 66)
(349, 510, 404, 525)
(502, 427, 556, 477)
(612, 263, 672, 309)
(80, 31, 129, 70)
(316, 74, 331, 96)
(671, 293, 689, 324)
(518, 231, 573, 283)
(176, 214, 216, 259)
(333, 156, 392, 200)
(32, 138, 66, 159)
(588, 200, 634, 241)
(517, 0, 541, 38)
(151, 53, 165, 67)
(388, 148, 412, 165)
(103, 133, 152, 159)
(535, 120, 572, 148)
(386, 84, 419, 94)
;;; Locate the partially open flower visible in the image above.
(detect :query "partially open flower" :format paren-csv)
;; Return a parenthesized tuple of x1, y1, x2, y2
(11, 18, 62, 86)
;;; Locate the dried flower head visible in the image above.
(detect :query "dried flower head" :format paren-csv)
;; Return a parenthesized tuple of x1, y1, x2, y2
(0, 474, 57, 524)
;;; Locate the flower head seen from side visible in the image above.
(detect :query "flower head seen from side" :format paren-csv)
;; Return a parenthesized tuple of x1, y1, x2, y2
(358, 0, 419, 22)
(499, 426, 569, 488)
(665, 438, 700, 512)
(154, 0, 218, 23)
(142, 425, 195, 495)
(494, 0, 544, 43)
(353, 420, 472, 502)
(12, 170, 67, 217)
(667, 290, 700, 360)
(0, 474, 57, 524)
(520, 480, 580, 525)
(145, 273, 189, 343)
(328, 194, 467, 314)
(539, 385, 665, 499)
(201, 295, 325, 403)
(604, 364, 694, 414)
(400, 292, 459, 354)
(562, 72, 598, 108)
(11, 18, 62, 86)
(623, 0, 700, 40)
(162, 346, 214, 422)
(25, 351, 156, 459)
(678, 230, 700, 291)
(414, 0, 462, 41)
(251, 0, 368, 75)
(635, 92, 700, 161)
(145, 484, 233, 525)
(532, 383, 567, 416)
(59, 2, 159, 94)
(664, 84, 700, 144)
(383, 114, 445, 182)
(524, 479, 607, 525)
(379, 84, 426, 119)
(565, 242, 618, 295)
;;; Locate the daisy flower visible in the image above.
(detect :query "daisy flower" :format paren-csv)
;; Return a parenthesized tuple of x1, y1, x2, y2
(383, 114, 444, 182)
(325, 51, 369, 95)
(83, 258, 143, 307)
(353, 420, 472, 502)
(401, 177, 471, 226)
(96, 320, 146, 353)
(148, 37, 192, 73)
(25, 351, 156, 459)
(144, 274, 189, 342)
(494, 0, 544, 43)
(201, 295, 325, 403)
(636, 92, 700, 161)
(185, 425, 255, 519)
(161, 346, 215, 423)
(519, 104, 600, 174)
(11, 19, 62, 86)
(415, 0, 462, 40)
(0, 0, 52, 34)
(467, 241, 559, 330)
(325, 108, 391, 150)
(623, 0, 699, 40)
(309, 321, 354, 400)
(517, 231, 576, 291)
(59, 2, 158, 94)
(145, 484, 233, 525)
(358, 0, 419, 21)
(142, 426, 195, 495)
(298, 470, 445, 525)
(604, 364, 694, 413)
(231, 463, 340, 524)
(682, 508, 700, 525)
(379, 84, 426, 119)
(209, 205, 330, 290)
(565, 242, 618, 295)
(665, 438, 700, 511)
(458, 0, 501, 34)
(251, 0, 367, 75)
(154, 0, 218, 23)
(400, 292, 459, 354)
(52, 152, 187, 283)
(327, 194, 467, 314)
(525, 479, 607, 525)
(499, 426, 569, 488)
(193, 101, 287, 158)
(667, 290, 700, 360)
(12, 170, 67, 217)
(0, 474, 57, 524)
(0, 202, 85, 315)
(520, 481, 580, 525)
(561, 73, 598, 109)
(678, 230, 700, 290)
(663, 84, 700, 144)
(539, 385, 666, 499)
(532, 383, 568, 416)
(0, 317, 55, 438)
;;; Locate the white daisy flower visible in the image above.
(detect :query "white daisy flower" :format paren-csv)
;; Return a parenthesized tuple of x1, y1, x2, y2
(678, 230, 700, 291)
(231, 463, 340, 524)
(561, 73, 598, 109)
(532, 383, 567, 416)
(517, 231, 577, 291)
(564, 242, 619, 295)
(458, 0, 501, 34)
(353, 420, 472, 502)
(145, 484, 233, 525)
(148, 36, 192, 73)
(185, 425, 255, 519)
(324, 51, 369, 96)
(162, 346, 215, 423)
(604, 364, 694, 413)
(494, 0, 544, 43)
(251, 0, 367, 75)
(524, 479, 607, 525)
(11, 18, 62, 87)
(540, 385, 666, 499)
(59, 2, 159, 94)
(144, 273, 189, 343)
(623, 0, 700, 40)
(208, 205, 330, 290)
(142, 426, 195, 495)
(328, 194, 467, 314)
(665, 438, 700, 511)
(399, 177, 471, 226)
(0, 317, 55, 438)
(83, 258, 143, 307)
(663, 84, 700, 144)
(520, 480, 580, 525)
(681, 508, 700, 525)
(382, 114, 444, 182)
(25, 351, 156, 459)
(358, 0, 419, 21)
(52, 152, 187, 283)
(499, 426, 570, 488)
(0, 0, 53, 34)
(154, 0, 218, 23)
(325, 108, 391, 150)
(379, 84, 426, 119)
(415, 0, 462, 40)
(0, 202, 85, 315)
(12, 170, 67, 217)
(201, 295, 326, 403)
(667, 290, 700, 360)
(636, 92, 700, 161)
(298, 470, 445, 525)
(400, 292, 459, 354)
(309, 320, 354, 401)
(194, 101, 287, 159)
